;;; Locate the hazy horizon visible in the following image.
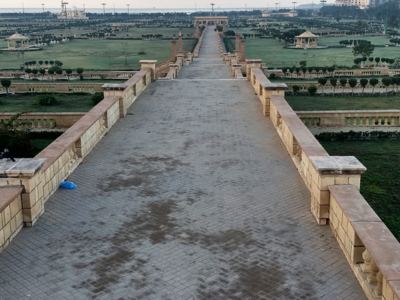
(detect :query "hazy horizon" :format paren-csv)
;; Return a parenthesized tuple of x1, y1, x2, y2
(1, 0, 334, 10)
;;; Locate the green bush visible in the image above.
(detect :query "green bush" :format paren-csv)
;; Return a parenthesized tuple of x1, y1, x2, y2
(36, 94, 58, 106)
(307, 85, 318, 96)
(137, 51, 146, 55)
(90, 92, 104, 105)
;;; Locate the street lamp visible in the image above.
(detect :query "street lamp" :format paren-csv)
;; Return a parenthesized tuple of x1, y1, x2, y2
(83, 4, 85, 11)
(127, 4, 130, 14)
(101, 3, 106, 14)
(320, 0, 327, 7)
(275, 2, 278, 11)
(292, 1, 297, 9)
(210, 3, 215, 16)
(41, 3, 45, 13)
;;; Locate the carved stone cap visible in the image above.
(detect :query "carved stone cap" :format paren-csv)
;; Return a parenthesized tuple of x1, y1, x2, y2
(0, 158, 46, 178)
(139, 60, 157, 63)
(102, 83, 127, 90)
(310, 156, 366, 175)
(246, 59, 262, 63)
(262, 82, 288, 90)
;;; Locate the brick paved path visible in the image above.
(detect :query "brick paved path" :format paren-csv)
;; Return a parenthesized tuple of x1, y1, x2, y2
(0, 27, 366, 300)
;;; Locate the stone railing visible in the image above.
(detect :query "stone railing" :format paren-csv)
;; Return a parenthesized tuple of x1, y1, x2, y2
(0, 113, 85, 129)
(155, 59, 175, 79)
(329, 185, 400, 300)
(285, 81, 398, 93)
(0, 186, 24, 253)
(296, 110, 400, 127)
(243, 58, 400, 300)
(0, 60, 155, 244)
(0, 83, 104, 94)
(193, 26, 206, 58)
(0, 70, 137, 80)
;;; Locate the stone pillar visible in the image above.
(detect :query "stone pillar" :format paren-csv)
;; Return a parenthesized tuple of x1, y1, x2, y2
(232, 63, 242, 77)
(240, 38, 246, 62)
(171, 39, 176, 59)
(195, 24, 199, 37)
(235, 34, 240, 53)
(102, 83, 127, 117)
(245, 59, 262, 80)
(139, 60, 157, 81)
(177, 31, 184, 55)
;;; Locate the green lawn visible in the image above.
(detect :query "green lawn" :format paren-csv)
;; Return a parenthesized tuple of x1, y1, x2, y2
(244, 37, 399, 68)
(319, 139, 400, 241)
(0, 94, 94, 112)
(0, 38, 197, 70)
(286, 95, 400, 111)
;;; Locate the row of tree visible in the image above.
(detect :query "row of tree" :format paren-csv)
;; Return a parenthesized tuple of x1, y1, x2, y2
(24, 68, 84, 80)
(354, 57, 395, 65)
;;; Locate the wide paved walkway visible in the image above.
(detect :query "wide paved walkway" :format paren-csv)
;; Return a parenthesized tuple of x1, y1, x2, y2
(0, 27, 365, 300)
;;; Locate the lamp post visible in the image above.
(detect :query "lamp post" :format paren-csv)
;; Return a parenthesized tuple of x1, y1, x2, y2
(41, 3, 45, 13)
(83, 4, 85, 11)
(275, 2, 278, 11)
(320, 0, 327, 7)
(127, 4, 129, 14)
(210, 3, 215, 16)
(292, 1, 297, 9)
(101, 3, 106, 14)
(245, 3, 247, 11)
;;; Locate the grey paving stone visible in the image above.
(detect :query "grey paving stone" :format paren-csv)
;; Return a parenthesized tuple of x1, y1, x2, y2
(0, 26, 366, 300)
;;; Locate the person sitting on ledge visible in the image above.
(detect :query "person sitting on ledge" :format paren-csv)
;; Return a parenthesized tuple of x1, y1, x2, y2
(0, 148, 16, 162)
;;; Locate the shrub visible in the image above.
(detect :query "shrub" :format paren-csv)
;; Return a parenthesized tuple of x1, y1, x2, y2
(137, 51, 146, 55)
(269, 73, 276, 80)
(36, 94, 58, 106)
(90, 92, 104, 105)
(307, 85, 318, 96)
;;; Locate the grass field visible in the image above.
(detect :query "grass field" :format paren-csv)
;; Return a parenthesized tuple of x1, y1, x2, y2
(286, 95, 400, 111)
(244, 37, 399, 68)
(0, 38, 197, 70)
(319, 139, 400, 241)
(0, 94, 94, 112)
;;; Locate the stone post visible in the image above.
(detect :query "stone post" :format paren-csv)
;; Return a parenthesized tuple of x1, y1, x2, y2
(176, 54, 184, 68)
(139, 60, 157, 82)
(177, 31, 184, 55)
(245, 59, 262, 80)
(171, 39, 176, 59)
(232, 63, 242, 77)
(240, 38, 246, 62)
(102, 83, 128, 117)
(195, 24, 199, 37)
(235, 34, 240, 54)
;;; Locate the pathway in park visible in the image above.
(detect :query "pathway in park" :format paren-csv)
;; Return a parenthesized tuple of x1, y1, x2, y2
(0, 27, 366, 300)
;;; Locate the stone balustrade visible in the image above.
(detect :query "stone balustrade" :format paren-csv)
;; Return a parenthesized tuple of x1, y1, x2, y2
(193, 26, 206, 58)
(243, 57, 400, 300)
(0, 70, 137, 80)
(0, 112, 85, 129)
(329, 185, 400, 300)
(297, 110, 400, 127)
(0, 83, 104, 94)
(0, 187, 23, 253)
(0, 62, 154, 247)
(156, 59, 175, 79)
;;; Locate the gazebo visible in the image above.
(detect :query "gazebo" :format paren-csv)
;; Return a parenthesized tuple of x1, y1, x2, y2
(295, 31, 318, 49)
(6, 33, 30, 50)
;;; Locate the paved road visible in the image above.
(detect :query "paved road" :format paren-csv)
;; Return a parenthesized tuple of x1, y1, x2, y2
(0, 27, 366, 300)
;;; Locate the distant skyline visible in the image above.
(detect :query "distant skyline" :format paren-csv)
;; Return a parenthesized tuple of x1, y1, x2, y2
(2, 0, 334, 10)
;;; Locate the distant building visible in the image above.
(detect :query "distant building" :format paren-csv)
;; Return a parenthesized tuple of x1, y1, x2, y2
(58, 1, 88, 20)
(262, 10, 298, 17)
(334, 0, 385, 8)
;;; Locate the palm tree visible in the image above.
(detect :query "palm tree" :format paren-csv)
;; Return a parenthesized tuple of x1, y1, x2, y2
(339, 78, 348, 96)
(348, 78, 358, 96)
(318, 78, 328, 95)
(330, 78, 338, 97)
(369, 78, 379, 94)
(360, 78, 368, 95)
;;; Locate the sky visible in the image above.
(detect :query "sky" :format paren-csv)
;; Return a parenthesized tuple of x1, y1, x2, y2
(2, 0, 333, 9)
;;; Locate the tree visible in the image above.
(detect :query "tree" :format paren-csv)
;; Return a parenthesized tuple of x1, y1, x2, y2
(65, 69, 72, 80)
(318, 78, 328, 95)
(32, 69, 38, 77)
(55, 68, 63, 78)
(25, 68, 31, 79)
(301, 67, 307, 78)
(292, 85, 300, 95)
(360, 78, 368, 95)
(48, 68, 55, 80)
(330, 78, 338, 97)
(36, 94, 58, 106)
(375, 57, 380, 65)
(282, 68, 288, 77)
(295, 67, 301, 78)
(90, 92, 104, 105)
(348, 78, 358, 96)
(369, 78, 379, 94)
(39, 68, 46, 79)
(55, 60, 63, 67)
(382, 77, 392, 96)
(392, 76, 399, 93)
(354, 58, 362, 65)
(352, 40, 374, 58)
(299, 60, 307, 67)
(49, 60, 54, 65)
(369, 57, 374, 62)
(0, 79, 11, 95)
(339, 78, 348, 96)
(39, 60, 43, 66)
(76, 68, 84, 80)
(307, 86, 317, 96)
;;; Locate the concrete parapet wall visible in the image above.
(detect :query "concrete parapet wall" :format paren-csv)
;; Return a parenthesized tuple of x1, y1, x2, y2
(296, 110, 400, 127)
(0, 67, 152, 247)
(0, 187, 23, 254)
(243, 57, 400, 300)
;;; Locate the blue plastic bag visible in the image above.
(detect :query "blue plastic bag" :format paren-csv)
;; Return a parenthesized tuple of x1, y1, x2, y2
(60, 181, 77, 190)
